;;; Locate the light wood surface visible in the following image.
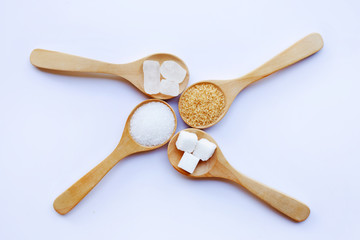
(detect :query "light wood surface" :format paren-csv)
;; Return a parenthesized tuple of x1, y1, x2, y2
(53, 99, 177, 215)
(30, 49, 189, 100)
(167, 129, 310, 222)
(179, 33, 323, 128)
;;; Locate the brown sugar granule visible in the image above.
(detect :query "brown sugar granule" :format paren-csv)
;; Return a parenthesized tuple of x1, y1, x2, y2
(179, 83, 225, 127)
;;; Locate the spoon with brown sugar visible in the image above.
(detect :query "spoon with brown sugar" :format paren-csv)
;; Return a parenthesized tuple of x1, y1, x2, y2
(179, 33, 323, 128)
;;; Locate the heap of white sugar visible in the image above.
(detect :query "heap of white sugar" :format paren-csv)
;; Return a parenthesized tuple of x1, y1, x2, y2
(130, 102, 175, 146)
(143, 60, 186, 96)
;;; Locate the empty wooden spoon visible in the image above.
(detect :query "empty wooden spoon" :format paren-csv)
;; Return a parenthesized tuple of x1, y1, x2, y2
(179, 33, 323, 128)
(53, 99, 177, 215)
(167, 129, 310, 222)
(30, 49, 189, 99)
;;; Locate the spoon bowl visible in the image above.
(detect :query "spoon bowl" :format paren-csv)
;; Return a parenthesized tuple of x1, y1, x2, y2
(53, 99, 177, 215)
(179, 33, 323, 128)
(168, 128, 218, 177)
(30, 49, 189, 99)
(168, 128, 310, 222)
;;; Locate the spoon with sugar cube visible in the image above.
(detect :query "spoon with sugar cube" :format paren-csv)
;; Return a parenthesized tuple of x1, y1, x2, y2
(179, 33, 323, 128)
(53, 99, 177, 215)
(30, 49, 189, 99)
(167, 129, 310, 222)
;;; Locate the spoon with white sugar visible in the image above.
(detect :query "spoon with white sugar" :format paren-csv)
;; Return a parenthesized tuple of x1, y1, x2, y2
(179, 33, 323, 128)
(53, 99, 177, 215)
(30, 49, 189, 99)
(167, 128, 310, 222)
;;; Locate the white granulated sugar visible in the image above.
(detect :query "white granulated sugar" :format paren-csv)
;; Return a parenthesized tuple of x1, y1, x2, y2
(160, 61, 186, 83)
(176, 131, 198, 153)
(178, 152, 200, 174)
(160, 79, 179, 96)
(193, 138, 217, 161)
(130, 102, 175, 146)
(143, 60, 160, 94)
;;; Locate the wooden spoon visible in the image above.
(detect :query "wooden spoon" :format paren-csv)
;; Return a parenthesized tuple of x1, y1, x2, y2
(53, 99, 177, 215)
(167, 129, 310, 222)
(179, 33, 323, 128)
(30, 49, 189, 99)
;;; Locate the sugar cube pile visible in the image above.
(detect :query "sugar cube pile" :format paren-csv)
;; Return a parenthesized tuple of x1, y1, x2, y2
(143, 60, 186, 96)
(175, 130, 217, 173)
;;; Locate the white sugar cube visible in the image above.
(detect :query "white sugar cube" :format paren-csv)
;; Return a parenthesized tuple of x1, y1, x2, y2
(193, 138, 217, 161)
(176, 131, 198, 153)
(160, 60, 186, 83)
(178, 152, 200, 174)
(143, 60, 160, 94)
(159, 79, 179, 96)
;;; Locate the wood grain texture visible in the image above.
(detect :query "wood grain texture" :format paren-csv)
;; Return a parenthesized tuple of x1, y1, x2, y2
(179, 33, 323, 128)
(167, 129, 310, 222)
(53, 99, 177, 215)
(30, 49, 189, 100)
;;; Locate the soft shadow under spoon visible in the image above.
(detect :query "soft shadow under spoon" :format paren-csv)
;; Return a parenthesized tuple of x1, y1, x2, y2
(167, 128, 310, 222)
(54, 99, 177, 215)
(179, 33, 323, 128)
(30, 49, 189, 99)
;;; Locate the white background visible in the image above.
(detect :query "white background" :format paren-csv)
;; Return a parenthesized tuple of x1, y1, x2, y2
(1, 0, 359, 239)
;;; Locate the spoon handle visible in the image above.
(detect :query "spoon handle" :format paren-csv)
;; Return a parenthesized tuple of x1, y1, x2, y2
(30, 49, 120, 75)
(238, 33, 323, 86)
(53, 146, 131, 215)
(229, 169, 310, 222)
